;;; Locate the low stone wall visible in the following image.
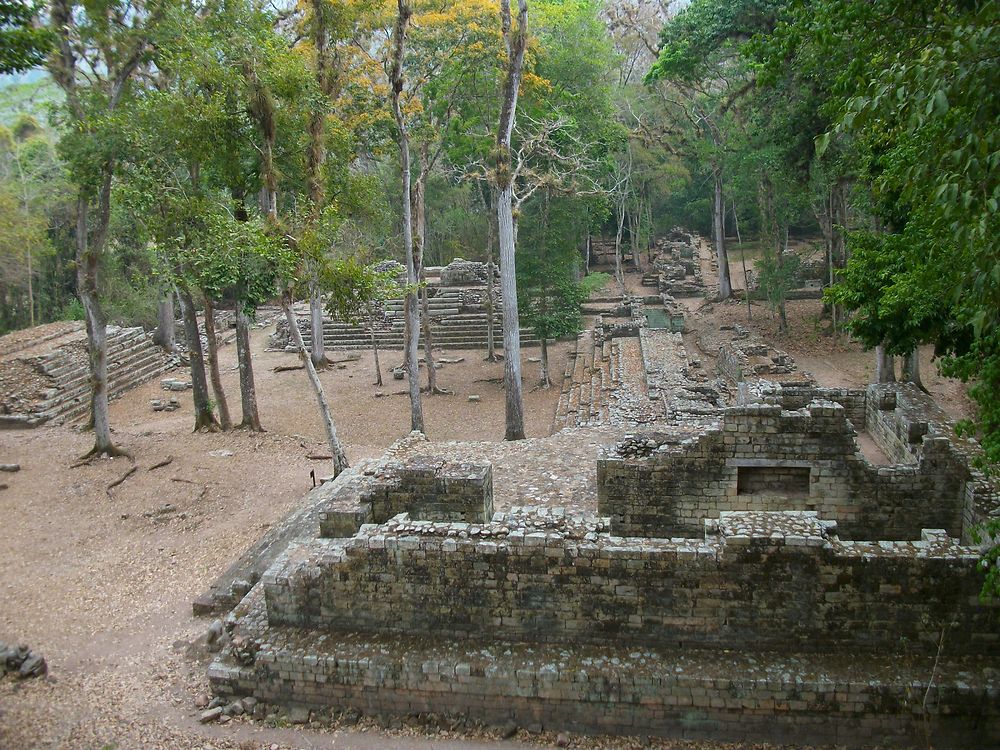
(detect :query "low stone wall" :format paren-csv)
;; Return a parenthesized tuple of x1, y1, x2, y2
(318, 456, 493, 538)
(209, 607, 999, 748)
(597, 401, 972, 540)
(210, 507, 1000, 746)
(262, 508, 996, 654)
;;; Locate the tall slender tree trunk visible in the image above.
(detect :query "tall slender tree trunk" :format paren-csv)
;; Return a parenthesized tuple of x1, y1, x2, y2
(732, 202, 751, 321)
(413, 147, 441, 395)
(370, 307, 383, 387)
(179, 289, 218, 432)
(875, 345, 896, 383)
(202, 295, 232, 431)
(713, 165, 733, 300)
(235, 308, 264, 431)
(482, 184, 498, 362)
(777, 226, 789, 332)
(902, 348, 924, 390)
(495, 0, 529, 441)
(76, 186, 123, 458)
(153, 293, 176, 352)
(282, 292, 348, 475)
(614, 196, 627, 295)
(26, 245, 34, 327)
(309, 280, 328, 369)
(539, 336, 550, 388)
(390, 1, 424, 433)
(630, 201, 642, 273)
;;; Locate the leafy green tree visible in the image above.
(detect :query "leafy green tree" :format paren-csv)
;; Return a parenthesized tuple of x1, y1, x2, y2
(324, 258, 403, 387)
(47, 0, 167, 459)
(0, 0, 53, 74)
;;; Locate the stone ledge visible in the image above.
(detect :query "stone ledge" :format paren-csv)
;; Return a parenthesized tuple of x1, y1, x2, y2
(210, 588, 1000, 748)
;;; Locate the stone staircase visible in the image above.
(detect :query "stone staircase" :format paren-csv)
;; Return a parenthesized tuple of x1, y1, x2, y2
(552, 329, 616, 432)
(297, 290, 539, 351)
(0, 326, 178, 428)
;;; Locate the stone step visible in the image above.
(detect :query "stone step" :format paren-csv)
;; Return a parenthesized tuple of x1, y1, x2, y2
(49, 348, 169, 410)
(53, 340, 168, 397)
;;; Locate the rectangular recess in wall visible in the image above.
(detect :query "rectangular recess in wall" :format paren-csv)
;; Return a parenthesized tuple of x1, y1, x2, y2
(736, 465, 811, 498)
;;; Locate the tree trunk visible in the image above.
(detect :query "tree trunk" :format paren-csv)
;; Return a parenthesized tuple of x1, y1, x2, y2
(495, 0, 529, 441)
(630, 201, 642, 273)
(235, 308, 264, 431)
(282, 293, 349, 475)
(713, 166, 733, 300)
(391, 0, 425, 433)
(153, 293, 176, 352)
(202, 295, 232, 431)
(902, 348, 924, 390)
(179, 289, 218, 432)
(75, 189, 123, 459)
(482, 184, 498, 362)
(413, 147, 441, 395)
(539, 336, 550, 388)
(732, 202, 751, 321)
(614, 196, 626, 294)
(26, 244, 34, 328)
(309, 281, 328, 369)
(777, 226, 788, 332)
(370, 309, 383, 387)
(875, 345, 896, 383)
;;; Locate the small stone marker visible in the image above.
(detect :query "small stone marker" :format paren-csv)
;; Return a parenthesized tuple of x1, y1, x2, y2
(199, 707, 223, 723)
(161, 378, 192, 392)
(0, 463, 20, 473)
(468, 395, 481, 403)
(392, 368, 405, 380)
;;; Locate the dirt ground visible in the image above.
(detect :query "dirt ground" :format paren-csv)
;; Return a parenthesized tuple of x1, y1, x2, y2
(0, 260, 966, 749)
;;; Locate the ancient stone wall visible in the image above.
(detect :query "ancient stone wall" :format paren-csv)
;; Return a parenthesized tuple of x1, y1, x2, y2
(317, 456, 493, 538)
(262, 508, 995, 653)
(597, 401, 971, 539)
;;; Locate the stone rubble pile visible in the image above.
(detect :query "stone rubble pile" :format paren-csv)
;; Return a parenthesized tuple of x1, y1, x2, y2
(0, 641, 47, 679)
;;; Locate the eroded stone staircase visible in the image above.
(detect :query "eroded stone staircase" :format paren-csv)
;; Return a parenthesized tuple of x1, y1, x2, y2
(0, 326, 178, 428)
(297, 290, 539, 351)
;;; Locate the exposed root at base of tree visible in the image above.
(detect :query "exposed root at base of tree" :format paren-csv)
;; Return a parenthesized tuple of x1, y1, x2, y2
(72, 444, 133, 466)
(235, 421, 266, 432)
(422, 386, 453, 395)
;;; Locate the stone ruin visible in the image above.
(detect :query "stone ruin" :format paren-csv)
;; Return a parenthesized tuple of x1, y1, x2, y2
(205, 378, 1000, 746)
(0, 322, 180, 429)
(268, 258, 536, 352)
(643, 230, 707, 298)
(202, 235, 999, 746)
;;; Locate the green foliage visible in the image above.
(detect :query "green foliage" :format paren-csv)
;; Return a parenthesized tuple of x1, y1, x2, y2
(647, 0, 784, 83)
(580, 271, 610, 296)
(757, 250, 800, 318)
(0, 1, 53, 75)
(322, 257, 402, 325)
(517, 195, 589, 342)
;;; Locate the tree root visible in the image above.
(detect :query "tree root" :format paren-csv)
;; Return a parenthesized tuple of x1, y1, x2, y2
(148, 456, 174, 472)
(74, 443, 133, 465)
(422, 386, 453, 395)
(106, 465, 138, 494)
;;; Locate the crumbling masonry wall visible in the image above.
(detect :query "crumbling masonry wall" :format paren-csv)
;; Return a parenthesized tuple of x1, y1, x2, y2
(262, 509, 995, 654)
(597, 401, 971, 539)
(317, 456, 493, 537)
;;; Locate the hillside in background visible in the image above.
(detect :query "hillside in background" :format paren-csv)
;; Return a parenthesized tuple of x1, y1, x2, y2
(0, 72, 61, 126)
